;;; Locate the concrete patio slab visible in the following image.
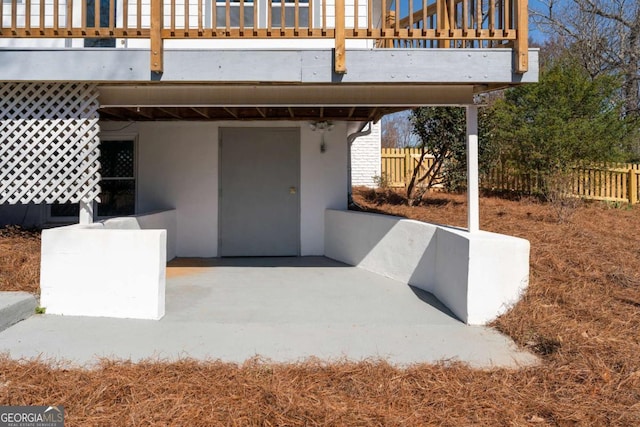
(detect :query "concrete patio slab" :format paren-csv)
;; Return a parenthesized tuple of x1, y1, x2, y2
(0, 291, 37, 332)
(0, 257, 537, 368)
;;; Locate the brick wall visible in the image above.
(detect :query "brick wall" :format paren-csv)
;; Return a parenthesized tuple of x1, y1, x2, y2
(351, 121, 381, 187)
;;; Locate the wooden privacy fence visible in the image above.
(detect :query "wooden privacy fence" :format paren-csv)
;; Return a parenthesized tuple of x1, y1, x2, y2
(483, 162, 640, 204)
(381, 149, 640, 204)
(381, 147, 436, 188)
(0, 0, 529, 73)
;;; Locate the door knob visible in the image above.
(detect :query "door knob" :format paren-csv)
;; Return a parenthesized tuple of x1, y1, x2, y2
(289, 186, 297, 194)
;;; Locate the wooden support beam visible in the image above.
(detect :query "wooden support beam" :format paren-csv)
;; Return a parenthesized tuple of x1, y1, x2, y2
(514, 0, 528, 73)
(347, 106, 356, 118)
(223, 107, 238, 118)
(98, 109, 129, 121)
(288, 107, 295, 118)
(256, 107, 267, 118)
(150, 0, 164, 73)
(157, 107, 182, 119)
(190, 107, 210, 119)
(126, 107, 154, 119)
(334, 0, 346, 73)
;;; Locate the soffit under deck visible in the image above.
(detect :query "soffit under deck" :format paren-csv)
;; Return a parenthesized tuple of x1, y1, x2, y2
(97, 83, 475, 122)
(98, 106, 409, 122)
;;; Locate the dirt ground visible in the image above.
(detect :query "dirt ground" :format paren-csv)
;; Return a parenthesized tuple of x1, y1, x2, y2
(1, 188, 639, 426)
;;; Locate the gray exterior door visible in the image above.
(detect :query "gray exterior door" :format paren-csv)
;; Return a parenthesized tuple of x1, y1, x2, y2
(219, 128, 300, 256)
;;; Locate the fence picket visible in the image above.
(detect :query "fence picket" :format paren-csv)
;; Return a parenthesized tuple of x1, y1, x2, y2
(380, 148, 640, 204)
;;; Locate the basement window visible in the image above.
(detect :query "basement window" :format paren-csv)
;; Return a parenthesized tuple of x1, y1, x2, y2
(48, 139, 136, 221)
(49, 202, 80, 219)
(96, 139, 136, 217)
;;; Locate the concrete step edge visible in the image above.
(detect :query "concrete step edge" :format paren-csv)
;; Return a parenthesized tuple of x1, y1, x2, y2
(0, 292, 38, 333)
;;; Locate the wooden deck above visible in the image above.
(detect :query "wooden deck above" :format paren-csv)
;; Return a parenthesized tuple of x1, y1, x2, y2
(0, 0, 529, 74)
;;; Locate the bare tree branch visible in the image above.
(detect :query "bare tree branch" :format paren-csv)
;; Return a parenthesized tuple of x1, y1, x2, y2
(533, 0, 640, 118)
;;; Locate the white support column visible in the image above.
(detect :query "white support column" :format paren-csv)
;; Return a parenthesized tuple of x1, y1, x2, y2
(466, 105, 480, 233)
(79, 201, 94, 225)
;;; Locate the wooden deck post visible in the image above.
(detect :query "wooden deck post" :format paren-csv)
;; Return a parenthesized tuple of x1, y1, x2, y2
(334, 0, 346, 73)
(466, 105, 480, 232)
(514, 0, 528, 73)
(151, 0, 164, 73)
(436, 0, 449, 48)
(628, 169, 638, 204)
(384, 11, 396, 48)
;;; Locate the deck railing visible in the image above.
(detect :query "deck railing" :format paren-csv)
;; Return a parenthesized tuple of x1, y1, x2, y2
(0, 0, 528, 74)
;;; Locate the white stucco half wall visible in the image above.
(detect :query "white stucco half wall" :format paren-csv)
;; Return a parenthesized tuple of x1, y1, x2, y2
(324, 210, 530, 325)
(40, 210, 175, 320)
(99, 210, 177, 261)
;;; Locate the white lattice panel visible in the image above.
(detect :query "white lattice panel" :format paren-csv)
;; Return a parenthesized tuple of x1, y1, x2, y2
(0, 83, 101, 204)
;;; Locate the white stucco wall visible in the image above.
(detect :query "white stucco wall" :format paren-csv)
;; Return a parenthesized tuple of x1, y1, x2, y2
(351, 121, 381, 187)
(100, 209, 177, 261)
(136, 122, 219, 257)
(40, 223, 167, 320)
(40, 210, 174, 319)
(300, 122, 349, 255)
(101, 120, 348, 257)
(325, 209, 530, 325)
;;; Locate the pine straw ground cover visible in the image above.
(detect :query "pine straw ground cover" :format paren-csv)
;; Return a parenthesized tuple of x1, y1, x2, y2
(1, 189, 640, 426)
(0, 226, 40, 294)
